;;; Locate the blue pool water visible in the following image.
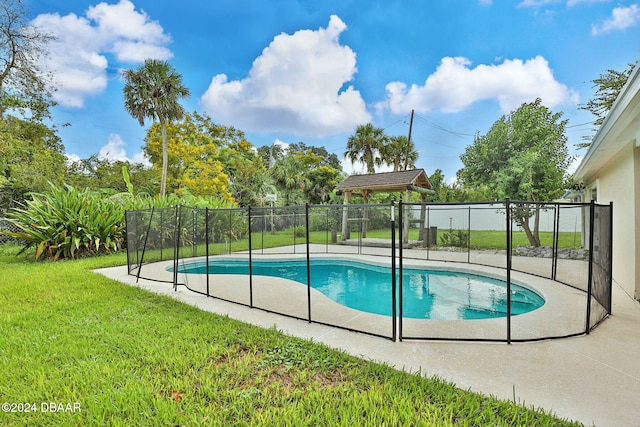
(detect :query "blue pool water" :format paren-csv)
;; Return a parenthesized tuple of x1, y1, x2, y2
(175, 258, 545, 320)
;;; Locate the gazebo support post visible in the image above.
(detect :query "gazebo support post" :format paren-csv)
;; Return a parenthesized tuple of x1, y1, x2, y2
(341, 191, 350, 241)
(418, 193, 427, 244)
(334, 170, 435, 246)
(362, 190, 370, 239)
(403, 188, 411, 244)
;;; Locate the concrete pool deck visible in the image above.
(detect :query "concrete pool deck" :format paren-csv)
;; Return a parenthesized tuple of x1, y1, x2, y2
(97, 249, 640, 427)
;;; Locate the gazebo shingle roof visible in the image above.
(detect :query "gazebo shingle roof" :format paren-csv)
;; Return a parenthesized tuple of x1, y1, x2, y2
(336, 169, 432, 194)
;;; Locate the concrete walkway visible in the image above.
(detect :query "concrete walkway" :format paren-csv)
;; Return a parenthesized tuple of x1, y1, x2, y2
(96, 260, 640, 427)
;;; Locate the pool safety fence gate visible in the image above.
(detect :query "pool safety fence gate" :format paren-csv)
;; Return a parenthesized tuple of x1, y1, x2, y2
(126, 200, 612, 343)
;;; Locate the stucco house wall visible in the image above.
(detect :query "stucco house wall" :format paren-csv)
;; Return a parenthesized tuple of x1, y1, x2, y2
(590, 142, 638, 298)
(574, 62, 640, 300)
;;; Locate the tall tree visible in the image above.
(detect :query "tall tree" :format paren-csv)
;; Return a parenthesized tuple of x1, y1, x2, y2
(458, 99, 571, 246)
(379, 135, 418, 171)
(581, 63, 635, 128)
(291, 147, 343, 204)
(65, 156, 157, 195)
(0, 116, 66, 210)
(144, 113, 234, 201)
(578, 63, 636, 149)
(0, 0, 55, 120)
(230, 159, 275, 207)
(344, 123, 387, 174)
(306, 165, 343, 204)
(271, 155, 308, 206)
(287, 142, 342, 170)
(123, 59, 190, 197)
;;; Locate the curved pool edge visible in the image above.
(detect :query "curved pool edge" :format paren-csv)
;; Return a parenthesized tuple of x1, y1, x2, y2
(163, 253, 586, 340)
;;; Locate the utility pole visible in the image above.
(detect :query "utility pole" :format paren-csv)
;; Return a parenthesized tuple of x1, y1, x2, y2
(405, 109, 414, 171)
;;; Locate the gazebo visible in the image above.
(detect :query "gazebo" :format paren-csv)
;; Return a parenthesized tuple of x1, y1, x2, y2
(335, 169, 435, 244)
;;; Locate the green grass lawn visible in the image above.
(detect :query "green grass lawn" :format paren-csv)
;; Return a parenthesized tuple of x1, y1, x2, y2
(251, 227, 582, 251)
(0, 245, 583, 426)
(138, 228, 582, 263)
(363, 228, 581, 249)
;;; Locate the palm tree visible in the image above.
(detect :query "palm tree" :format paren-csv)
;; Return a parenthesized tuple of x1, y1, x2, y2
(379, 135, 418, 171)
(344, 123, 387, 174)
(123, 59, 190, 196)
(271, 155, 308, 206)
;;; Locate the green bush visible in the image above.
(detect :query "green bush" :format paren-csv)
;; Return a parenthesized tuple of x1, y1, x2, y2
(120, 190, 236, 211)
(440, 228, 469, 247)
(293, 225, 306, 238)
(1, 182, 242, 261)
(3, 184, 126, 260)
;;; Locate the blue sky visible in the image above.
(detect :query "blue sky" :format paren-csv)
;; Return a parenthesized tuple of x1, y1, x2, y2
(27, 0, 640, 181)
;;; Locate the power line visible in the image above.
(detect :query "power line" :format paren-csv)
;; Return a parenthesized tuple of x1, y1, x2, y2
(382, 117, 409, 131)
(413, 114, 475, 138)
(566, 121, 596, 129)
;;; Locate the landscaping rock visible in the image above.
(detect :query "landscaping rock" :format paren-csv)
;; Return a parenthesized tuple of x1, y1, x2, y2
(513, 245, 588, 260)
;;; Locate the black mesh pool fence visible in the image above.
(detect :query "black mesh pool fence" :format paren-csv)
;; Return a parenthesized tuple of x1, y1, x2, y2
(126, 200, 612, 343)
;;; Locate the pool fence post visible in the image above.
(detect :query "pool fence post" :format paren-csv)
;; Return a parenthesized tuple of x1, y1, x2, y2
(552, 203, 560, 281)
(467, 205, 471, 264)
(248, 206, 253, 308)
(506, 199, 512, 344)
(586, 200, 595, 334)
(426, 206, 430, 260)
(174, 205, 182, 292)
(607, 201, 613, 315)
(391, 202, 397, 341)
(325, 206, 329, 253)
(228, 209, 232, 254)
(159, 209, 163, 260)
(306, 203, 312, 323)
(205, 207, 210, 297)
(293, 207, 297, 254)
(192, 208, 197, 257)
(398, 200, 404, 341)
(135, 207, 155, 284)
(125, 209, 132, 273)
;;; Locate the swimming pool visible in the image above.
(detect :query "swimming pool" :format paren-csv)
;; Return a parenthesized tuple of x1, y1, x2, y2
(174, 258, 545, 320)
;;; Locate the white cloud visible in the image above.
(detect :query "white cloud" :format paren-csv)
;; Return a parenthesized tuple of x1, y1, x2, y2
(340, 156, 393, 176)
(566, 0, 609, 6)
(517, 0, 561, 7)
(98, 133, 150, 166)
(478, 0, 493, 6)
(131, 152, 151, 166)
(201, 15, 371, 138)
(518, 0, 608, 7)
(377, 56, 579, 115)
(99, 133, 129, 161)
(340, 157, 366, 176)
(591, 4, 640, 35)
(86, 0, 171, 62)
(65, 153, 82, 165)
(273, 139, 290, 150)
(32, 0, 172, 107)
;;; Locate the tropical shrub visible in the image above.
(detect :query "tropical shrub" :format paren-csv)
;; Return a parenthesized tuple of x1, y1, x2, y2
(3, 184, 126, 260)
(293, 225, 306, 238)
(2, 180, 244, 261)
(440, 228, 469, 247)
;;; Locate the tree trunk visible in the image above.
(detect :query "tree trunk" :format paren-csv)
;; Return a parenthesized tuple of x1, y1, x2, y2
(518, 203, 540, 247)
(532, 204, 541, 247)
(160, 120, 168, 197)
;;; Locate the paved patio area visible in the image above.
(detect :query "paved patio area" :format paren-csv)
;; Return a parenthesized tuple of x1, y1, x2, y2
(97, 249, 640, 427)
